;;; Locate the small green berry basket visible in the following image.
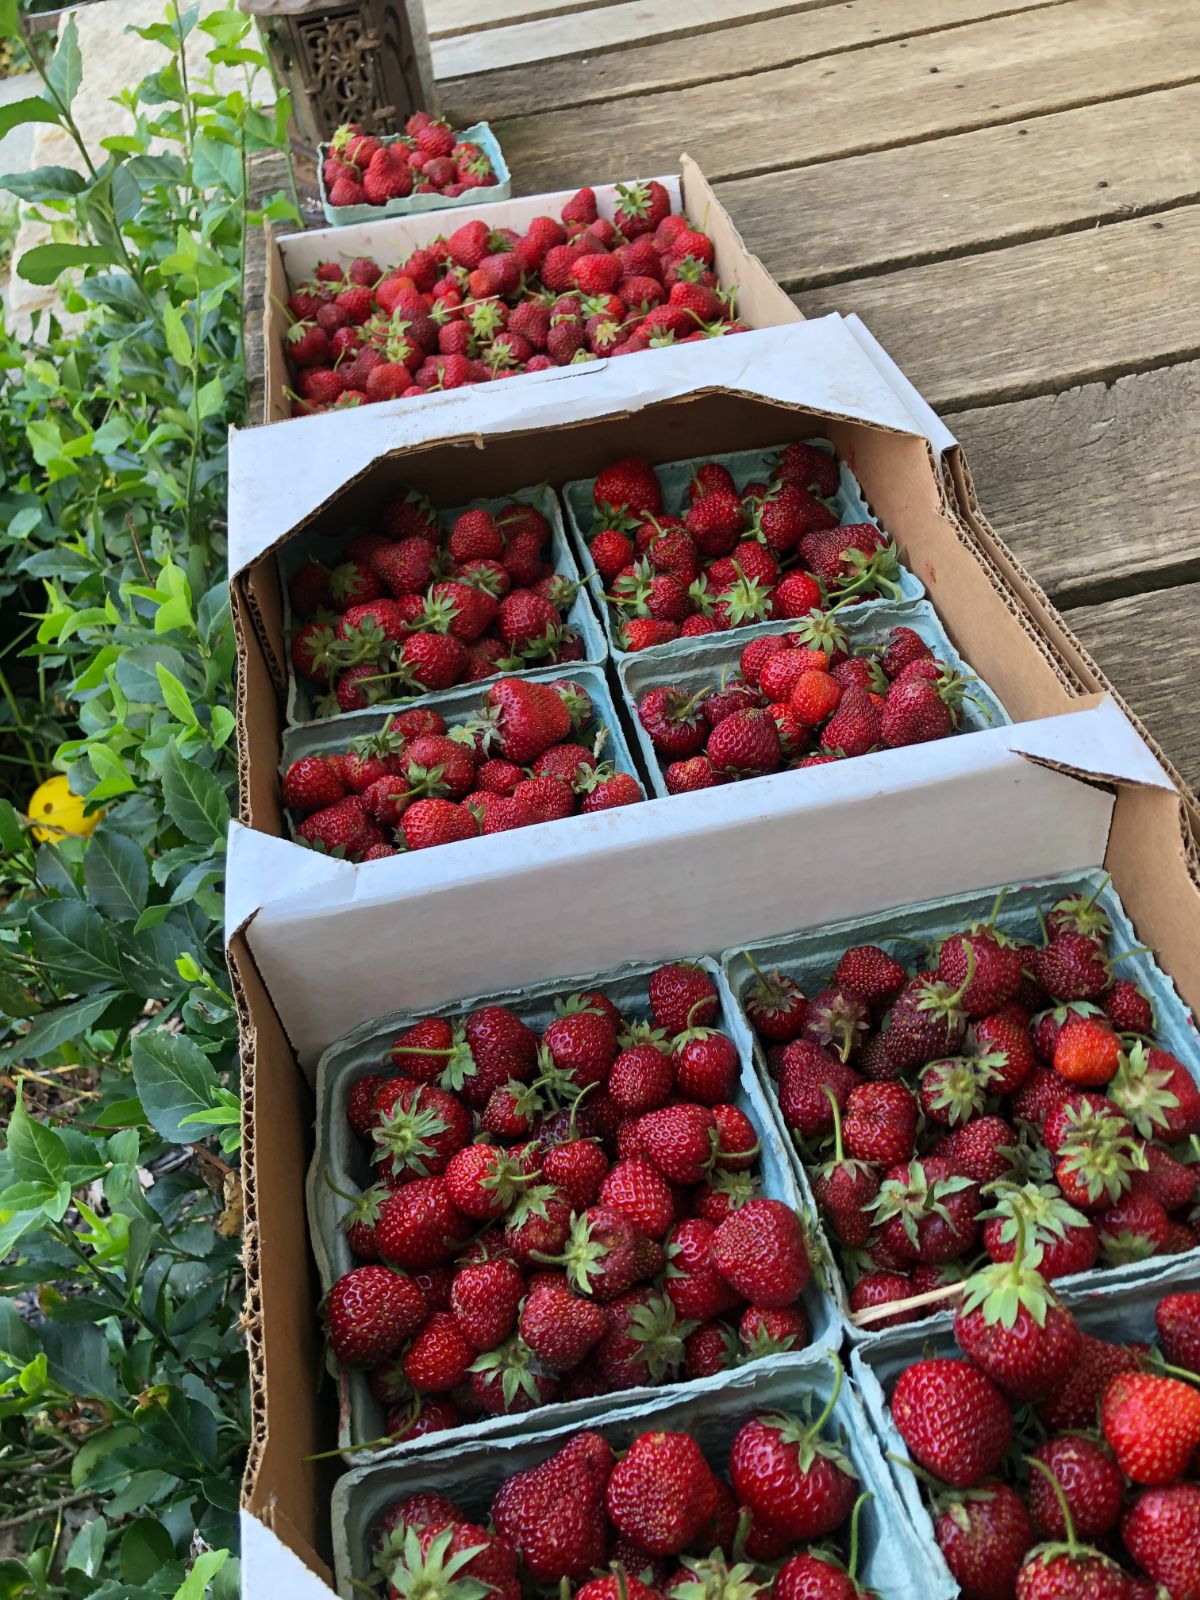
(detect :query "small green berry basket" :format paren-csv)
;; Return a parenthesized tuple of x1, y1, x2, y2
(318, 121, 512, 227)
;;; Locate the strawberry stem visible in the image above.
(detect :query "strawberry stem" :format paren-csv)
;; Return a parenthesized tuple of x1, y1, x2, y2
(823, 1084, 847, 1166)
(1026, 1455, 1079, 1560)
(847, 1490, 871, 1586)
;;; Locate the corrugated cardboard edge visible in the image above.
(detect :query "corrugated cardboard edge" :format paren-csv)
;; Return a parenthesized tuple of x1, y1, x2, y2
(679, 153, 800, 329)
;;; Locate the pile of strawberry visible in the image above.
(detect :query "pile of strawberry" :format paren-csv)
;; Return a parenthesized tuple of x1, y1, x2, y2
(283, 179, 744, 414)
(885, 1283, 1200, 1600)
(366, 1380, 874, 1600)
(323, 114, 499, 208)
(738, 882, 1200, 1326)
(322, 962, 813, 1442)
(635, 616, 986, 793)
(578, 446, 903, 652)
(287, 487, 589, 715)
(284, 677, 642, 858)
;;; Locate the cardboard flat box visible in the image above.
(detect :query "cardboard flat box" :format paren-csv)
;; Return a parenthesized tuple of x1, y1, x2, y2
(233, 695, 1200, 1597)
(230, 316, 1109, 920)
(258, 157, 801, 426)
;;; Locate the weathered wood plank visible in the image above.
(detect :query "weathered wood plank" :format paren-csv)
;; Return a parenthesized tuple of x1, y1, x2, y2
(721, 84, 1200, 290)
(794, 206, 1200, 411)
(491, 0, 1200, 192)
(1062, 583, 1200, 788)
(434, 0, 808, 81)
(424, 0, 616, 41)
(946, 363, 1200, 607)
(441, 0, 1068, 122)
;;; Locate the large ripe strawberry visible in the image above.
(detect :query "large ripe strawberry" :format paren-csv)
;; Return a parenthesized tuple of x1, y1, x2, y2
(743, 958, 808, 1041)
(832, 944, 907, 1010)
(481, 678, 571, 762)
(891, 1358, 1012, 1486)
(1027, 1436, 1123, 1540)
(376, 1520, 519, 1600)
(937, 928, 1023, 1018)
(981, 1183, 1099, 1282)
(606, 1430, 718, 1555)
(503, 1184, 574, 1269)
(1030, 933, 1111, 1002)
(1101, 1371, 1200, 1484)
(594, 456, 662, 516)
(548, 1204, 661, 1302)
(1014, 1542, 1130, 1600)
(491, 1430, 613, 1582)
(648, 961, 719, 1033)
(812, 1090, 880, 1247)
(375, 1175, 473, 1267)
(608, 1042, 673, 1113)
(636, 1102, 719, 1185)
(729, 1371, 858, 1541)
(711, 1197, 810, 1306)
(842, 1080, 917, 1165)
(1111, 1041, 1200, 1140)
(543, 994, 618, 1088)
(297, 794, 385, 859)
(371, 1081, 472, 1184)
(1122, 1484, 1200, 1600)
(1096, 1187, 1169, 1264)
(541, 1138, 609, 1210)
(664, 1217, 740, 1322)
(595, 1288, 692, 1389)
(777, 1041, 862, 1139)
(518, 1276, 608, 1372)
(1155, 1293, 1200, 1374)
(443, 1143, 536, 1220)
(600, 1156, 677, 1239)
(402, 1310, 473, 1392)
(465, 1005, 539, 1095)
(325, 1264, 426, 1364)
(1054, 1016, 1121, 1086)
(971, 1011, 1035, 1094)
(873, 1155, 980, 1264)
(449, 1257, 523, 1353)
(934, 1483, 1035, 1600)
(672, 1024, 739, 1104)
(953, 1242, 1082, 1401)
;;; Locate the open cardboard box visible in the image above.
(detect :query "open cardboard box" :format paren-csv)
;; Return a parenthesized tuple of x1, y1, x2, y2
(258, 156, 800, 426)
(232, 694, 1200, 1597)
(230, 315, 1104, 902)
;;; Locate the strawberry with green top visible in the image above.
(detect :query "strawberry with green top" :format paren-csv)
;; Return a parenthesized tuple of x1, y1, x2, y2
(811, 1087, 880, 1247)
(1014, 1459, 1131, 1600)
(953, 1220, 1082, 1400)
(730, 1359, 858, 1541)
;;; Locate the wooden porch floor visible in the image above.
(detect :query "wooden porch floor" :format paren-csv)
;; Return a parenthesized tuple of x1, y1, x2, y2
(428, 0, 1200, 787)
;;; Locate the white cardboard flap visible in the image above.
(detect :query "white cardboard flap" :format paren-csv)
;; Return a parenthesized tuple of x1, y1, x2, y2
(841, 314, 959, 457)
(232, 701, 1162, 1069)
(241, 1511, 336, 1600)
(227, 316, 927, 577)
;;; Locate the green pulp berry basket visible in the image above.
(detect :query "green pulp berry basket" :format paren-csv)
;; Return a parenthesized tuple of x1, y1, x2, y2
(317, 121, 511, 227)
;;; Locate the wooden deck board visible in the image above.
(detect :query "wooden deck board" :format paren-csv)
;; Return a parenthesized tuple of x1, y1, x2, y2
(1063, 583, 1200, 788)
(719, 84, 1200, 291)
(793, 206, 1200, 411)
(438, 0, 1065, 112)
(490, 0, 1200, 192)
(945, 363, 1200, 607)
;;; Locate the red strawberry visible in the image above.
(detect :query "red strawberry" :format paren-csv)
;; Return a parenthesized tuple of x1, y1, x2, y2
(600, 1156, 676, 1239)
(375, 1176, 472, 1266)
(595, 1287, 691, 1389)
(1111, 1042, 1200, 1140)
(519, 1276, 608, 1373)
(744, 962, 808, 1042)
(443, 1143, 536, 1220)
(1156, 1293, 1200, 1374)
(1096, 1187, 1169, 1264)
(934, 1483, 1035, 1600)
(832, 944, 907, 1009)
(1027, 1436, 1123, 1540)
(729, 1383, 857, 1541)
(1102, 1371, 1200, 1484)
(812, 1091, 880, 1247)
(297, 795, 385, 859)
(954, 1247, 1082, 1401)
(1015, 1543, 1129, 1600)
(504, 1184, 574, 1269)
(648, 962, 719, 1034)
(371, 1082, 472, 1184)
(594, 456, 661, 516)
(711, 1197, 811, 1306)
(543, 995, 618, 1088)
(664, 1217, 740, 1322)
(849, 1271, 918, 1331)
(282, 754, 345, 814)
(1054, 1017, 1121, 1086)
(1122, 1484, 1200, 1600)
(777, 1041, 862, 1139)
(707, 706, 782, 777)
(938, 929, 1023, 1018)
(874, 1155, 980, 1264)
(541, 1138, 609, 1209)
(1030, 934, 1112, 1002)
(400, 798, 477, 851)
(608, 1042, 673, 1113)
(449, 1258, 523, 1352)
(891, 1359, 1013, 1487)
(326, 1264, 426, 1364)
(1042, 1333, 1144, 1430)
(482, 678, 572, 762)
(637, 685, 708, 760)
(491, 1431, 613, 1582)
(550, 1204, 662, 1302)
(842, 1081, 918, 1165)
(1103, 979, 1154, 1034)
(606, 1430, 718, 1555)
(672, 1025, 739, 1104)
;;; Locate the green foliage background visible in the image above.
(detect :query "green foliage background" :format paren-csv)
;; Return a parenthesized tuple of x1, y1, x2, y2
(0, 5, 296, 1593)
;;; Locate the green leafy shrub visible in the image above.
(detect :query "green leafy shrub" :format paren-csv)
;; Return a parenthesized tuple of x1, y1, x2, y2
(0, 4, 295, 1592)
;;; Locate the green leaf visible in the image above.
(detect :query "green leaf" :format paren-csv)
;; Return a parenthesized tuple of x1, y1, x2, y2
(84, 829, 149, 921)
(0, 799, 25, 854)
(161, 303, 192, 366)
(192, 131, 241, 195)
(46, 15, 84, 109)
(2, 993, 116, 1063)
(0, 165, 88, 201)
(114, 644, 190, 702)
(8, 1093, 67, 1188)
(156, 662, 198, 728)
(120, 1518, 174, 1585)
(0, 0, 18, 37)
(0, 96, 61, 140)
(175, 1551, 228, 1600)
(160, 742, 228, 846)
(130, 1028, 220, 1143)
(17, 242, 114, 286)
(65, 1517, 107, 1578)
(29, 900, 128, 990)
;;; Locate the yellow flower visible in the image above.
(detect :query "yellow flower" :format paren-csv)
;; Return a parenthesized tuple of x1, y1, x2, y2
(27, 774, 102, 842)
